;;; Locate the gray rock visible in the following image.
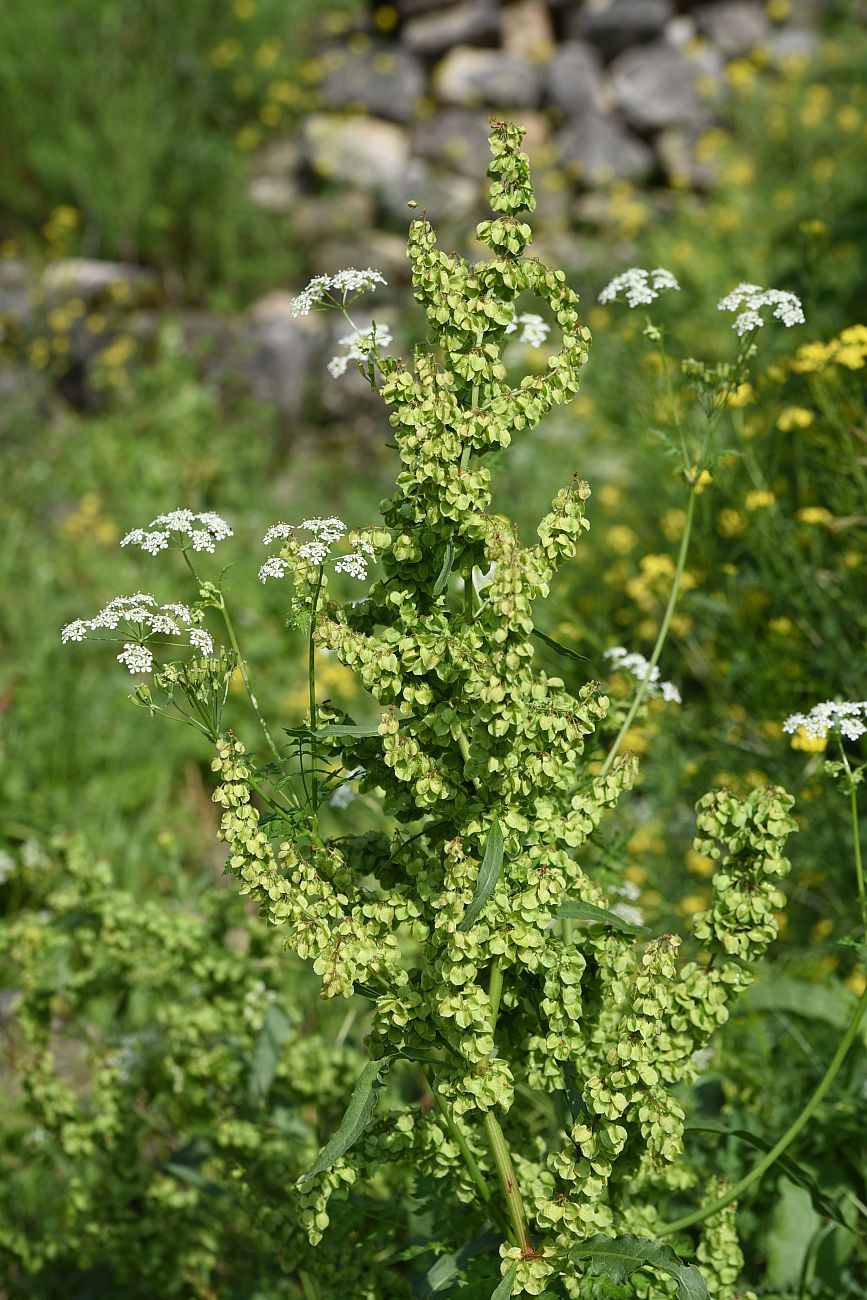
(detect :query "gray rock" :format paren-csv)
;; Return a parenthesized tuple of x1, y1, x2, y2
(412, 107, 507, 177)
(248, 176, 300, 214)
(41, 259, 154, 303)
(402, 1, 500, 56)
(655, 127, 716, 189)
(765, 27, 820, 61)
(572, 0, 674, 58)
(0, 259, 35, 323)
(609, 44, 705, 132)
(318, 43, 425, 123)
(694, 2, 769, 57)
(382, 159, 480, 225)
(543, 41, 603, 117)
(557, 110, 654, 184)
(502, 0, 555, 59)
(291, 190, 377, 245)
(302, 114, 411, 194)
(253, 136, 302, 179)
(246, 293, 320, 420)
(433, 46, 541, 107)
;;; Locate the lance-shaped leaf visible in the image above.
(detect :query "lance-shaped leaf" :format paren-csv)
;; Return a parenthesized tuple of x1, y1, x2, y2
(432, 542, 455, 597)
(249, 1002, 293, 1103)
(490, 1264, 518, 1299)
(686, 1125, 848, 1228)
(532, 627, 590, 665)
(297, 1056, 393, 1187)
(569, 1234, 709, 1299)
(458, 817, 504, 932)
(558, 898, 646, 935)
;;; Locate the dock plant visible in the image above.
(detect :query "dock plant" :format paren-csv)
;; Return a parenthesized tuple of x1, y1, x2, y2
(57, 122, 867, 1298)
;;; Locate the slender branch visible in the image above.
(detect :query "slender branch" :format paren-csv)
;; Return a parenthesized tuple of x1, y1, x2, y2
(659, 978, 867, 1236)
(601, 485, 698, 775)
(308, 567, 326, 841)
(428, 1081, 513, 1242)
(484, 1112, 533, 1255)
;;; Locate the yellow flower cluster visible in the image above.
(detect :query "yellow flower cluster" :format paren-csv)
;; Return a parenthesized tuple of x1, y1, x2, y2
(790, 324, 867, 373)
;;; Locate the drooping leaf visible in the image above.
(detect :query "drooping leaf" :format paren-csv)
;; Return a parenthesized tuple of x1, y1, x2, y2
(297, 1056, 393, 1187)
(249, 1002, 293, 1103)
(557, 898, 646, 935)
(419, 1233, 501, 1295)
(569, 1234, 709, 1299)
(532, 627, 590, 665)
(316, 723, 383, 739)
(686, 1125, 848, 1228)
(561, 1060, 588, 1125)
(490, 1263, 518, 1299)
(432, 542, 455, 597)
(458, 817, 504, 932)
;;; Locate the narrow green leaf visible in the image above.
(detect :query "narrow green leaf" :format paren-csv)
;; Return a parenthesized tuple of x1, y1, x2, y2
(249, 1002, 293, 1103)
(557, 898, 646, 935)
(532, 627, 590, 665)
(297, 1056, 393, 1187)
(741, 977, 867, 1045)
(418, 1232, 500, 1296)
(316, 723, 383, 739)
(458, 817, 504, 932)
(432, 542, 455, 597)
(491, 1264, 518, 1299)
(686, 1125, 848, 1228)
(570, 1233, 709, 1300)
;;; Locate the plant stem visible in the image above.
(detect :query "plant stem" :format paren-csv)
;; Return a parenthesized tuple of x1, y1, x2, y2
(659, 977, 867, 1236)
(484, 1111, 533, 1255)
(852, 783, 866, 934)
(308, 567, 325, 841)
(601, 485, 698, 776)
(218, 594, 285, 774)
(298, 1269, 321, 1300)
(428, 1083, 513, 1242)
(488, 956, 504, 1029)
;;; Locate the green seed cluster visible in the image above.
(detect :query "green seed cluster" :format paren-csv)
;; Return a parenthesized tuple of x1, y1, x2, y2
(210, 123, 797, 1294)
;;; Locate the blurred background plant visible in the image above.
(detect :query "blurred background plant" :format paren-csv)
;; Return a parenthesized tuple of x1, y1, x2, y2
(1, 0, 866, 1295)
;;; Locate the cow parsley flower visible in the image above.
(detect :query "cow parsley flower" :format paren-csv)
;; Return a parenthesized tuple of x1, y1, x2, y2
(330, 766, 365, 810)
(717, 283, 805, 336)
(505, 312, 551, 348)
(783, 700, 867, 743)
(291, 268, 387, 317)
(598, 267, 681, 309)
(604, 646, 682, 704)
(327, 321, 393, 378)
(62, 594, 213, 673)
(260, 517, 373, 583)
(121, 510, 233, 556)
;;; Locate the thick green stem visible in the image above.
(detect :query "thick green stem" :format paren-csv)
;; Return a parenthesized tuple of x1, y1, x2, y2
(601, 486, 698, 776)
(429, 1083, 513, 1242)
(659, 978, 867, 1236)
(484, 1112, 533, 1255)
(488, 957, 504, 1030)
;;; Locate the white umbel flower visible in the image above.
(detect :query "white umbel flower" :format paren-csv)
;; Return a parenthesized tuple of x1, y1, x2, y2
(604, 646, 682, 704)
(505, 312, 551, 348)
(117, 643, 154, 675)
(121, 510, 233, 556)
(783, 700, 867, 742)
(327, 321, 393, 378)
(62, 594, 213, 673)
(291, 268, 387, 317)
(260, 517, 373, 582)
(717, 283, 805, 336)
(598, 267, 681, 309)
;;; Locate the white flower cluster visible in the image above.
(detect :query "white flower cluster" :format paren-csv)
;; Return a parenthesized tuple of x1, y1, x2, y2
(783, 700, 867, 743)
(259, 518, 374, 583)
(327, 321, 393, 378)
(61, 595, 213, 674)
(330, 766, 365, 810)
(291, 268, 387, 317)
(604, 646, 682, 704)
(120, 510, 233, 556)
(717, 283, 805, 336)
(610, 878, 644, 927)
(598, 267, 681, 309)
(505, 312, 551, 348)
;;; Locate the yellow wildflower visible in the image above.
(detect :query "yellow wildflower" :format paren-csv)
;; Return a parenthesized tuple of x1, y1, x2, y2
(777, 406, 814, 431)
(717, 508, 747, 538)
(791, 726, 827, 753)
(745, 489, 775, 510)
(796, 506, 833, 525)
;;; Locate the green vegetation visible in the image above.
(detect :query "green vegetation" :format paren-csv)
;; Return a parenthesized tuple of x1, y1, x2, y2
(1, 14, 866, 1300)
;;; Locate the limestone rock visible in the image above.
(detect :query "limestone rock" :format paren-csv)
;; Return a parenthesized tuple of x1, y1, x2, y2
(609, 44, 705, 132)
(433, 46, 541, 107)
(302, 114, 410, 194)
(248, 176, 300, 214)
(502, 0, 555, 60)
(291, 190, 377, 245)
(245, 293, 320, 421)
(655, 127, 716, 189)
(382, 158, 480, 225)
(557, 110, 654, 184)
(412, 107, 498, 178)
(402, 1, 500, 56)
(318, 43, 425, 122)
(543, 41, 603, 117)
(41, 259, 154, 303)
(571, 0, 674, 59)
(694, 2, 769, 56)
(0, 259, 35, 323)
